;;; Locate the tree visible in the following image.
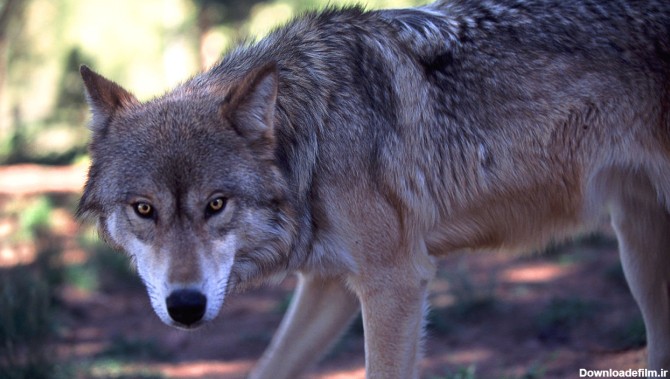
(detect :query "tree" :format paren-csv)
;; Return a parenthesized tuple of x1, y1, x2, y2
(0, 0, 28, 129)
(192, 0, 267, 69)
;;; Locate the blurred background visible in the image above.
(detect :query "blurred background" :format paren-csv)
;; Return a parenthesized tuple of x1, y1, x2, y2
(0, 0, 650, 378)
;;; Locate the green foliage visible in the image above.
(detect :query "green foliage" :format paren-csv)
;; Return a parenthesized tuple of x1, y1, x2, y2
(425, 263, 499, 336)
(17, 196, 53, 239)
(75, 235, 143, 293)
(96, 335, 172, 362)
(518, 360, 549, 379)
(34, 244, 67, 290)
(535, 297, 598, 343)
(64, 262, 99, 292)
(82, 359, 165, 379)
(537, 297, 596, 330)
(538, 233, 618, 264)
(447, 263, 498, 320)
(431, 361, 549, 379)
(53, 48, 92, 121)
(425, 306, 453, 335)
(430, 365, 478, 379)
(425, 297, 498, 337)
(613, 316, 646, 350)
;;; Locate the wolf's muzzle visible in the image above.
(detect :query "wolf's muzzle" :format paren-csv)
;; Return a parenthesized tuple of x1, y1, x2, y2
(166, 289, 207, 327)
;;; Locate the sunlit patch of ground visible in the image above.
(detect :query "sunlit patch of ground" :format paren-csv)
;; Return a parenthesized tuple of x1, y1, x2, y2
(0, 163, 87, 195)
(155, 361, 255, 379)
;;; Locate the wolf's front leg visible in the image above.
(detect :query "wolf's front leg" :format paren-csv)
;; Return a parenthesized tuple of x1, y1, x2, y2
(248, 273, 360, 379)
(353, 254, 434, 379)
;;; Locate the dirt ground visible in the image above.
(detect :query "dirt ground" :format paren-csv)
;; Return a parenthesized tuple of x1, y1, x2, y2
(0, 164, 649, 379)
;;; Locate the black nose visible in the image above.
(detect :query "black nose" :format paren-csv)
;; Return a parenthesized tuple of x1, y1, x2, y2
(166, 289, 207, 326)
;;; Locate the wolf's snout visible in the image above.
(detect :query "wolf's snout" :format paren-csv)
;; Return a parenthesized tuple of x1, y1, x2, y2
(166, 289, 207, 327)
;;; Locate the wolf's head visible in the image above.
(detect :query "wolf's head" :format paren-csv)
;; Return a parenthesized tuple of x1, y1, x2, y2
(77, 65, 296, 329)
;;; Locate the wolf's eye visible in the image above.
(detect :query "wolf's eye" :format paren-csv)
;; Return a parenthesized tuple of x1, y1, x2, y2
(206, 197, 226, 216)
(134, 202, 154, 219)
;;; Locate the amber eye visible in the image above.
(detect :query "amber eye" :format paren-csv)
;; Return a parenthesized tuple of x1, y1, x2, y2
(206, 197, 226, 216)
(134, 202, 154, 219)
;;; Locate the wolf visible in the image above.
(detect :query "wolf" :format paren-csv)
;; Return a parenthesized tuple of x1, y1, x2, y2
(77, 0, 670, 377)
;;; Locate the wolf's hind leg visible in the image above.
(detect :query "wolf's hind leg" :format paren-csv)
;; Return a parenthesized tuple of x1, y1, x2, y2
(609, 170, 670, 370)
(247, 273, 359, 379)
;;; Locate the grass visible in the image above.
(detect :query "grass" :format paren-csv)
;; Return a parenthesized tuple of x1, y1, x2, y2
(430, 361, 548, 379)
(0, 255, 65, 378)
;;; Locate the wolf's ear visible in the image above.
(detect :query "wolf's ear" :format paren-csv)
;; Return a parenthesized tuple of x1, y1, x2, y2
(223, 63, 278, 145)
(80, 65, 138, 132)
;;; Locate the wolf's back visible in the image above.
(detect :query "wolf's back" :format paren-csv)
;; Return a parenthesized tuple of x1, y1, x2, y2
(381, 0, 670, 67)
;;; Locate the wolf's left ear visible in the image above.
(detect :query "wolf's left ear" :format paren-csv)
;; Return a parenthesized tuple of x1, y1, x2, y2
(223, 63, 278, 146)
(80, 65, 139, 132)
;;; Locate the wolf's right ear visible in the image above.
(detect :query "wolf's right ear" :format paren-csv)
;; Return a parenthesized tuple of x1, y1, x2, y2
(80, 65, 138, 132)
